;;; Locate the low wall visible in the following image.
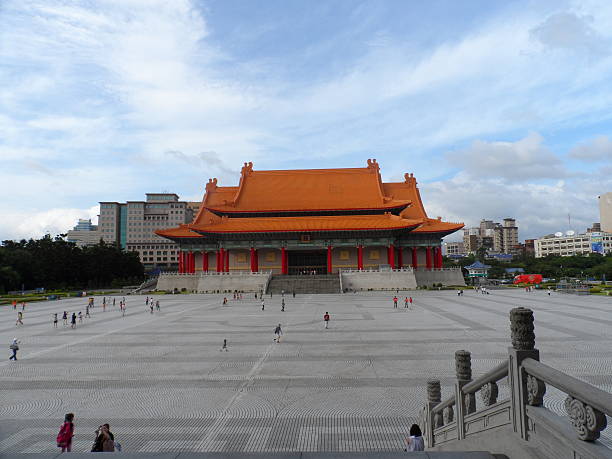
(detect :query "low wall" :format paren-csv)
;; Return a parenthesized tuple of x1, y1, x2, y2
(414, 269, 466, 287)
(156, 272, 271, 293)
(340, 269, 418, 291)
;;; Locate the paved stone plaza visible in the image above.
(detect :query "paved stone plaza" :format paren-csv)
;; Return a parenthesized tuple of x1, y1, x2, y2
(1, 290, 611, 454)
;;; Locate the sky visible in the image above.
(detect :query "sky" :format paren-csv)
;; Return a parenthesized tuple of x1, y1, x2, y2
(1, 0, 612, 242)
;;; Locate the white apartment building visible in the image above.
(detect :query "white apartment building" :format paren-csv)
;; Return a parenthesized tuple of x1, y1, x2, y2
(98, 193, 198, 269)
(534, 232, 612, 257)
(600, 192, 612, 233)
(65, 219, 101, 247)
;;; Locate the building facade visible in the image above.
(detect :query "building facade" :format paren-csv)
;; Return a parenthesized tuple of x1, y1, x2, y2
(65, 219, 101, 247)
(443, 241, 465, 256)
(600, 192, 612, 233)
(534, 231, 612, 257)
(156, 160, 464, 274)
(98, 193, 195, 269)
(463, 218, 519, 255)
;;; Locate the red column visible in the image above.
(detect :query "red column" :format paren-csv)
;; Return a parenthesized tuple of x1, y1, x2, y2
(397, 247, 403, 269)
(225, 249, 230, 273)
(255, 250, 259, 272)
(327, 245, 333, 274)
(202, 251, 208, 272)
(250, 247, 255, 272)
(411, 247, 418, 270)
(178, 251, 183, 273)
(426, 246, 433, 270)
(281, 247, 287, 275)
(357, 245, 363, 270)
(435, 246, 443, 269)
(388, 244, 395, 269)
(218, 249, 224, 273)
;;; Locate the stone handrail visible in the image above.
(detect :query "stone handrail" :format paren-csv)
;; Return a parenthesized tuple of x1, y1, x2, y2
(161, 271, 272, 277)
(522, 357, 611, 441)
(422, 307, 612, 457)
(461, 360, 508, 395)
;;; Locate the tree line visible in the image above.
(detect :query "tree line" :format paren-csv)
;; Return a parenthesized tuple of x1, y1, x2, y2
(447, 252, 612, 280)
(0, 235, 144, 293)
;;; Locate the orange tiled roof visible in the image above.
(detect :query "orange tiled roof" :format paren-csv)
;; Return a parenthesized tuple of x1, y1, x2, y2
(412, 218, 464, 233)
(191, 214, 423, 234)
(198, 160, 410, 217)
(155, 225, 204, 239)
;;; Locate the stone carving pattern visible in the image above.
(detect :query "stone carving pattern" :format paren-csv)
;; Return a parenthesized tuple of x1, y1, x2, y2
(464, 392, 476, 414)
(443, 405, 454, 424)
(480, 381, 499, 406)
(433, 412, 443, 429)
(526, 374, 546, 406)
(564, 396, 607, 441)
(510, 307, 535, 350)
(427, 379, 442, 404)
(455, 350, 472, 381)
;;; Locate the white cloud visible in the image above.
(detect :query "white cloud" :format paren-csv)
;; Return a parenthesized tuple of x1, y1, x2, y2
(0, 206, 99, 241)
(569, 135, 612, 161)
(445, 132, 566, 181)
(530, 12, 609, 55)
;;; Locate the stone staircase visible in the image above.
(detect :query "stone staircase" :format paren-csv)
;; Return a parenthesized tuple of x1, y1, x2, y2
(266, 274, 341, 294)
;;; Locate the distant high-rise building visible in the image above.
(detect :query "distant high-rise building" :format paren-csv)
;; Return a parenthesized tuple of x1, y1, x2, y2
(66, 219, 101, 248)
(463, 218, 519, 255)
(600, 192, 612, 233)
(98, 193, 194, 269)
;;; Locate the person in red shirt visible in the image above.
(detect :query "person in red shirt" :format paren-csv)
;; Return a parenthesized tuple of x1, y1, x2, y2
(323, 312, 330, 329)
(56, 413, 75, 452)
(393, 296, 398, 308)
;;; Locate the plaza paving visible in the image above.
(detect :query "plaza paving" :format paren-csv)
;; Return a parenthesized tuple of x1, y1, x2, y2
(1, 290, 611, 454)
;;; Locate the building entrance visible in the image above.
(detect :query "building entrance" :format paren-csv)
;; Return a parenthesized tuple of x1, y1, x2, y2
(288, 250, 328, 275)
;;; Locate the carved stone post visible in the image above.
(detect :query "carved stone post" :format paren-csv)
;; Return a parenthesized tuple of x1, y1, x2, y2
(455, 350, 474, 440)
(508, 307, 540, 441)
(425, 379, 442, 448)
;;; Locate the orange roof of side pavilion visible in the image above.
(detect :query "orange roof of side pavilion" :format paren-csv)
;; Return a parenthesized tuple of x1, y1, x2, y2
(156, 159, 463, 240)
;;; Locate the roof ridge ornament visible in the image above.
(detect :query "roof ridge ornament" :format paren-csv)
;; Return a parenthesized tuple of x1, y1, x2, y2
(366, 158, 379, 172)
(205, 178, 218, 192)
(404, 173, 417, 185)
(241, 161, 253, 176)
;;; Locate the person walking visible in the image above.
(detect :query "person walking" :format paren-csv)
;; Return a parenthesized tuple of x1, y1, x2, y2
(393, 296, 398, 308)
(149, 303, 154, 314)
(323, 312, 330, 329)
(409, 297, 413, 309)
(12, 300, 17, 310)
(53, 313, 58, 328)
(220, 339, 229, 352)
(70, 313, 77, 329)
(261, 299, 265, 311)
(21, 301, 26, 311)
(78, 312, 83, 323)
(16, 311, 24, 326)
(121, 303, 126, 317)
(85, 305, 90, 318)
(223, 297, 228, 306)
(113, 297, 116, 306)
(156, 300, 160, 311)
(404, 297, 409, 308)
(62, 311, 68, 326)
(274, 324, 282, 342)
(9, 338, 19, 361)
(146, 296, 149, 306)
(404, 424, 424, 451)
(56, 413, 75, 453)
(292, 291, 295, 298)
(281, 298, 285, 312)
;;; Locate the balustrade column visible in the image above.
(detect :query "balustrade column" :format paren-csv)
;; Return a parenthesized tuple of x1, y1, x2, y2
(426, 379, 442, 448)
(327, 245, 333, 274)
(454, 350, 475, 440)
(202, 251, 208, 272)
(412, 247, 418, 270)
(426, 246, 433, 270)
(508, 307, 540, 441)
(357, 245, 363, 270)
(387, 244, 395, 269)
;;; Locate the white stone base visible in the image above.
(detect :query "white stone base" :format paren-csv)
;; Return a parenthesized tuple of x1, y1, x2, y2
(156, 272, 272, 293)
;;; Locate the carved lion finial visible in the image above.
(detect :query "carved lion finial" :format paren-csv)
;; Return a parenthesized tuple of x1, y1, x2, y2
(366, 158, 379, 171)
(241, 161, 254, 176)
(205, 178, 218, 192)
